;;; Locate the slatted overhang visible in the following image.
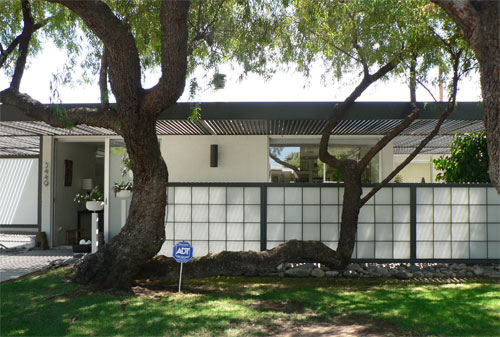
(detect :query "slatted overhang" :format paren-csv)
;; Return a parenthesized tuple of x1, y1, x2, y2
(0, 102, 484, 157)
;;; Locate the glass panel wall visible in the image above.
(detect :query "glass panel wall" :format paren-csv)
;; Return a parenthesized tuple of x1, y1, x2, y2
(270, 144, 379, 183)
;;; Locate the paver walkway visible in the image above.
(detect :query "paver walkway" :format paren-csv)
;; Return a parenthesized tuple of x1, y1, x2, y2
(0, 249, 73, 283)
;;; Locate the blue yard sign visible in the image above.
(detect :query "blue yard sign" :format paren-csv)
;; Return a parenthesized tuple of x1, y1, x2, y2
(173, 241, 193, 292)
(173, 241, 193, 263)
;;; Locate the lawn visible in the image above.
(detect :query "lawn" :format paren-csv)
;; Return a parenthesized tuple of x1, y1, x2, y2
(1, 267, 499, 336)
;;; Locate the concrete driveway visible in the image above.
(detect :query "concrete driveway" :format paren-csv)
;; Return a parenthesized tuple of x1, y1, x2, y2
(0, 248, 73, 283)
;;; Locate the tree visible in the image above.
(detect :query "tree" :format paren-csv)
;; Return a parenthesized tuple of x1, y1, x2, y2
(433, 132, 490, 183)
(431, 1, 499, 194)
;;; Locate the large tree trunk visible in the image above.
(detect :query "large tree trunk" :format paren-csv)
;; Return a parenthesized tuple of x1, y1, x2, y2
(73, 119, 168, 289)
(432, 0, 500, 194)
(336, 161, 363, 265)
(141, 240, 345, 280)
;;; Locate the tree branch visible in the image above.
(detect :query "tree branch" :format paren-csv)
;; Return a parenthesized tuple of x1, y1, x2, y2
(99, 46, 109, 111)
(360, 53, 462, 206)
(0, 88, 117, 129)
(142, 0, 190, 115)
(431, 0, 478, 40)
(49, 0, 142, 114)
(269, 152, 300, 179)
(319, 61, 396, 169)
(10, 0, 35, 91)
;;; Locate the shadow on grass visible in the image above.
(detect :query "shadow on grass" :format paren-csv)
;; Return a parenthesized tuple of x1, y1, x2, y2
(1, 269, 498, 336)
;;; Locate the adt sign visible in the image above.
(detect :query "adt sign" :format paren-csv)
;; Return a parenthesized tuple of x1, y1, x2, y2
(173, 241, 193, 263)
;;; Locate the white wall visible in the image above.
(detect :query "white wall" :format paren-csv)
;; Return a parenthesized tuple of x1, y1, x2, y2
(160, 135, 269, 182)
(394, 154, 436, 183)
(41, 136, 53, 242)
(0, 158, 38, 225)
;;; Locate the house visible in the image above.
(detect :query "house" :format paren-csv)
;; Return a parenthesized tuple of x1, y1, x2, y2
(2, 101, 497, 262)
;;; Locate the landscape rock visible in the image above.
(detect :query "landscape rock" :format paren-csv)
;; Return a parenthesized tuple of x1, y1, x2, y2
(311, 268, 325, 278)
(325, 271, 340, 277)
(285, 268, 311, 278)
(394, 271, 413, 280)
(473, 267, 484, 276)
(343, 270, 359, 278)
(346, 263, 363, 273)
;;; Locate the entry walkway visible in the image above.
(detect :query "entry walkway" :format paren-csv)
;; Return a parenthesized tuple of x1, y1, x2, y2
(0, 248, 73, 283)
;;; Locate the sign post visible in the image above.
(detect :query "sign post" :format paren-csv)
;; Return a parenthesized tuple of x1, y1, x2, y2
(172, 241, 193, 292)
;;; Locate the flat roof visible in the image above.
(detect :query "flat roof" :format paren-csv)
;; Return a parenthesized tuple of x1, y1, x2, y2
(0, 101, 484, 157)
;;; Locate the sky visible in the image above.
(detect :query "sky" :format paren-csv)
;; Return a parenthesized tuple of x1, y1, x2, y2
(0, 42, 482, 104)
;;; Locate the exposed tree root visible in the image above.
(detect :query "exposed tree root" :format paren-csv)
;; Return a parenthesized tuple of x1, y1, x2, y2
(140, 240, 347, 280)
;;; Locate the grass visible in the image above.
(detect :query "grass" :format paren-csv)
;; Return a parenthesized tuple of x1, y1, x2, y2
(1, 267, 499, 336)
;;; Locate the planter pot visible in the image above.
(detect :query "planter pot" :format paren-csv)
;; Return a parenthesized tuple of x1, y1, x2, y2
(86, 200, 104, 212)
(116, 190, 132, 199)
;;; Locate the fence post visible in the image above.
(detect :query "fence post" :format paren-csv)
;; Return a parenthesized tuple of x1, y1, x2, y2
(260, 184, 267, 251)
(410, 185, 417, 263)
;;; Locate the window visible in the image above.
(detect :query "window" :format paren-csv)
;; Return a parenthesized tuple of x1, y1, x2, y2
(270, 143, 379, 183)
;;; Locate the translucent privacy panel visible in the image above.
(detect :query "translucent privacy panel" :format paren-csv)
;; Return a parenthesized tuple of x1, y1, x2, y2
(209, 223, 226, 240)
(357, 223, 374, 241)
(417, 242, 433, 259)
(321, 205, 338, 223)
(359, 205, 374, 223)
(209, 187, 226, 204)
(375, 242, 392, 259)
(285, 205, 302, 222)
(227, 187, 244, 204)
(452, 188, 469, 204)
(192, 187, 209, 204)
(267, 223, 284, 241)
(165, 222, 174, 240)
(303, 205, 320, 223)
(209, 205, 226, 222)
(244, 205, 260, 222)
(488, 242, 500, 259)
(417, 205, 433, 223)
(487, 206, 500, 222)
(192, 222, 208, 240)
(303, 223, 320, 241)
(375, 188, 392, 204)
(452, 205, 468, 223)
(268, 187, 284, 204)
(175, 187, 191, 203)
(469, 206, 487, 222)
(245, 187, 260, 204)
(375, 205, 392, 223)
(470, 242, 487, 258)
(469, 223, 487, 241)
(209, 241, 226, 254)
(175, 223, 191, 241)
(393, 223, 410, 241)
(227, 222, 243, 240)
(227, 241, 244, 252)
(393, 187, 410, 204)
(433, 205, 451, 223)
(451, 223, 469, 241)
(192, 205, 208, 222)
(357, 242, 375, 258)
(487, 223, 500, 241)
(194, 241, 209, 256)
(303, 187, 320, 205)
(362, 187, 374, 204)
(285, 223, 302, 240)
(267, 205, 284, 222)
(417, 223, 433, 241)
(175, 205, 191, 222)
(321, 187, 338, 204)
(417, 188, 433, 204)
(227, 205, 243, 222)
(393, 206, 410, 223)
(244, 223, 260, 241)
(434, 242, 451, 258)
(285, 187, 302, 204)
(321, 223, 339, 241)
(452, 242, 469, 259)
(469, 188, 486, 204)
(375, 223, 392, 241)
(394, 242, 410, 259)
(487, 188, 500, 204)
(434, 188, 451, 205)
(434, 223, 451, 241)
(244, 241, 260, 252)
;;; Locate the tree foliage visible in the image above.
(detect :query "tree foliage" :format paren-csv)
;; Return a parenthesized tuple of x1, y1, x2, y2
(433, 132, 490, 183)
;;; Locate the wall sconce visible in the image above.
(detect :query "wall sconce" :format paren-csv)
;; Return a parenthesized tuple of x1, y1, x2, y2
(82, 178, 94, 191)
(210, 144, 218, 167)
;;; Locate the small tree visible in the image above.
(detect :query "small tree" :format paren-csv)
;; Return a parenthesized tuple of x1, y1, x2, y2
(433, 132, 490, 183)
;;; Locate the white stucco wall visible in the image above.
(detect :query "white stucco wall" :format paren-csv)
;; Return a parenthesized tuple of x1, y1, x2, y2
(394, 154, 437, 183)
(160, 135, 269, 182)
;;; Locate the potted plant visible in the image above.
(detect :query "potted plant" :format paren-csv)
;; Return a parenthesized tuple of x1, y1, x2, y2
(112, 181, 133, 199)
(121, 154, 133, 178)
(74, 185, 104, 212)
